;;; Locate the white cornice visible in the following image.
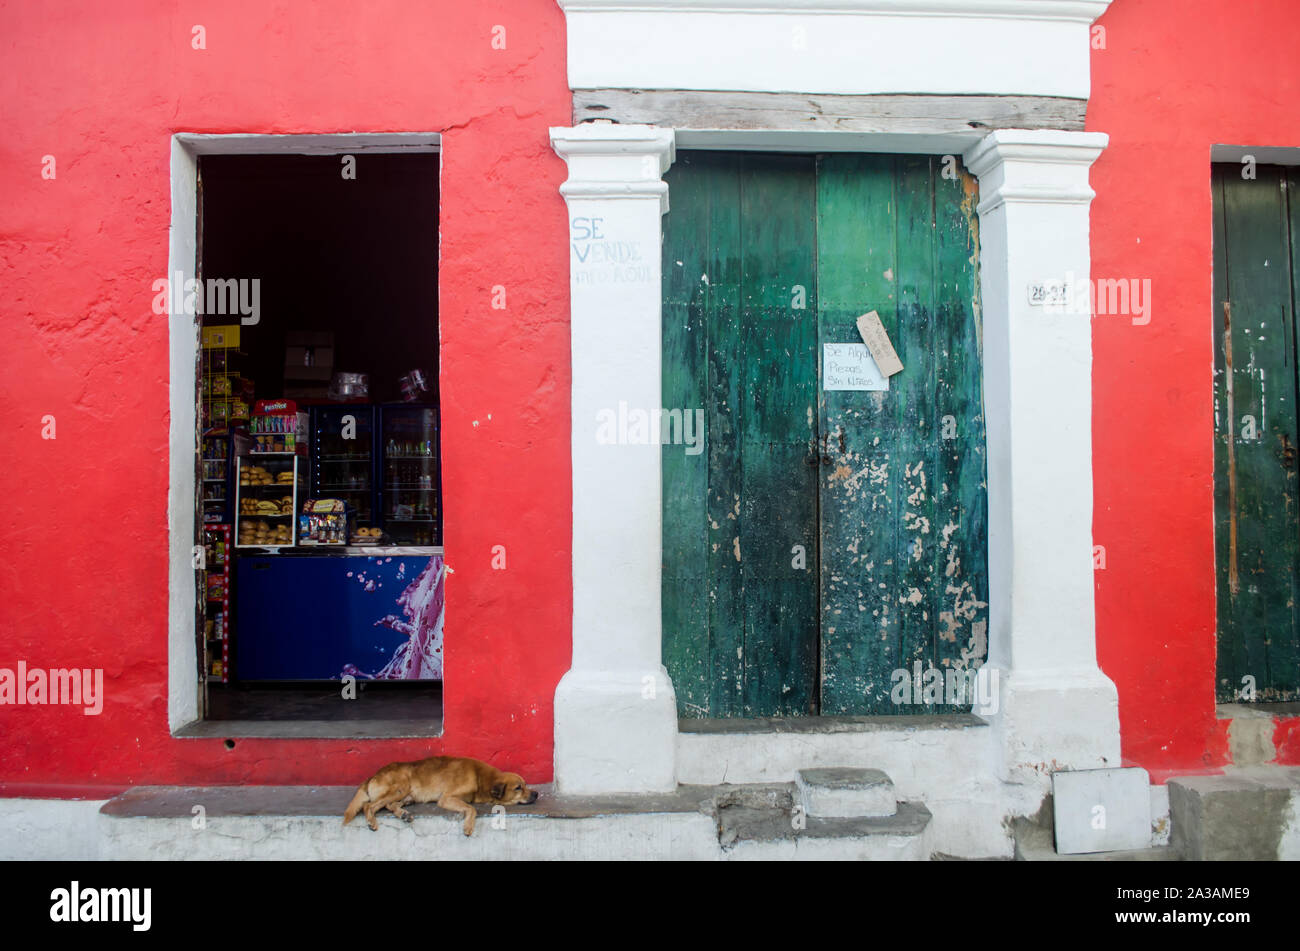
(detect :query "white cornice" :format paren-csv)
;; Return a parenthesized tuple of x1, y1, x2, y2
(551, 125, 677, 213)
(551, 124, 676, 162)
(965, 129, 1108, 175)
(559, 0, 1112, 99)
(557, 0, 1112, 24)
(963, 130, 1107, 215)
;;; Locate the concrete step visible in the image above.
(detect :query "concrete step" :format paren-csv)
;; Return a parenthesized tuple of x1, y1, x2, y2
(1168, 766, 1300, 861)
(675, 715, 1005, 855)
(1012, 822, 1178, 861)
(796, 767, 896, 818)
(704, 783, 931, 860)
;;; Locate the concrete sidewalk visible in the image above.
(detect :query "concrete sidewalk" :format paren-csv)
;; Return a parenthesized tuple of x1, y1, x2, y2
(0, 782, 937, 861)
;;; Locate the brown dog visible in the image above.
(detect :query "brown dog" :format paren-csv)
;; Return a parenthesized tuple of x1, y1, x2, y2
(343, 755, 539, 836)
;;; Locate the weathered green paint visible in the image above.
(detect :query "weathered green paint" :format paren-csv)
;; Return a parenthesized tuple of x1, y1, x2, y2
(1213, 163, 1300, 702)
(663, 151, 987, 717)
(816, 155, 986, 715)
(662, 152, 820, 717)
(931, 157, 989, 715)
(737, 155, 821, 716)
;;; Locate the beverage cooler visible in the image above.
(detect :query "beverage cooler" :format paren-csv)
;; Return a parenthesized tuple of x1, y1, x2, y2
(306, 403, 440, 544)
(379, 404, 441, 546)
(310, 405, 376, 530)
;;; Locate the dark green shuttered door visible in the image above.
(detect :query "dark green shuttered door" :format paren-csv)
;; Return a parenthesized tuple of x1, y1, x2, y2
(662, 151, 989, 718)
(1213, 163, 1300, 702)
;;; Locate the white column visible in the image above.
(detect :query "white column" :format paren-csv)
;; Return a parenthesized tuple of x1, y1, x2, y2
(963, 130, 1122, 782)
(549, 124, 679, 794)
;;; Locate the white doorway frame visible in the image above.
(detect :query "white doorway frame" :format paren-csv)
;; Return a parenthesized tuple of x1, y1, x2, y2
(549, 0, 1121, 796)
(165, 132, 441, 733)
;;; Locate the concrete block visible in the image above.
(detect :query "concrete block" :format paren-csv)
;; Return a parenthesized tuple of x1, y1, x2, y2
(1168, 768, 1298, 861)
(1052, 767, 1151, 854)
(796, 767, 896, 818)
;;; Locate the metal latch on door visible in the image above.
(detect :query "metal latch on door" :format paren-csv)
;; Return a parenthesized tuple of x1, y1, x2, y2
(806, 430, 846, 467)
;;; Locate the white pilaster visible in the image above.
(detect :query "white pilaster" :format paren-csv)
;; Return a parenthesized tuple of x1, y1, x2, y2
(963, 130, 1121, 783)
(550, 124, 679, 794)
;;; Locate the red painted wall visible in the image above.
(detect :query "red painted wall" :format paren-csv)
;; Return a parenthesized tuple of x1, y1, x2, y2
(0, 1, 572, 787)
(1089, 0, 1300, 774)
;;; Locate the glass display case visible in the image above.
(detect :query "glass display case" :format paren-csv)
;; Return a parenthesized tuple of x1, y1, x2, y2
(380, 404, 441, 546)
(235, 454, 303, 548)
(310, 406, 375, 528)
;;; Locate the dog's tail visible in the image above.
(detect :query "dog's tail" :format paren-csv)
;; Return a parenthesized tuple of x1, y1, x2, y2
(343, 782, 370, 826)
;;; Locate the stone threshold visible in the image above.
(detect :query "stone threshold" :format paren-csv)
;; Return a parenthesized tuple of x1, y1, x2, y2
(679, 713, 989, 735)
(173, 719, 444, 739)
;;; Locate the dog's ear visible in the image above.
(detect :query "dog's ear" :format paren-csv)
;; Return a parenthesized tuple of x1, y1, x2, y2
(491, 781, 506, 800)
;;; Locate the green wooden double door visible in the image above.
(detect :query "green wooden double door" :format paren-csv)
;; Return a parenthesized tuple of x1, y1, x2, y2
(1213, 163, 1300, 702)
(662, 151, 989, 718)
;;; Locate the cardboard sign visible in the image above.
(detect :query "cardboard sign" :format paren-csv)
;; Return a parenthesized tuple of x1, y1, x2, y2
(855, 311, 903, 377)
(824, 343, 888, 391)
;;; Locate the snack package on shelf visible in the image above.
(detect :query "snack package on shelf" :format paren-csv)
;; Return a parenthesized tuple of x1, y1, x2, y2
(297, 498, 353, 546)
(250, 399, 309, 454)
(206, 575, 227, 601)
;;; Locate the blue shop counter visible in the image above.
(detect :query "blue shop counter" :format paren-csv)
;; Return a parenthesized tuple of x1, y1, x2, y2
(235, 548, 444, 682)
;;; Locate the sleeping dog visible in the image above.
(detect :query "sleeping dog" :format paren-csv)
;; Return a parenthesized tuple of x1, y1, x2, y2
(343, 755, 539, 836)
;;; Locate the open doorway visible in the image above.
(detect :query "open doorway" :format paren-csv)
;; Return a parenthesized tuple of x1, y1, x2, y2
(192, 149, 445, 734)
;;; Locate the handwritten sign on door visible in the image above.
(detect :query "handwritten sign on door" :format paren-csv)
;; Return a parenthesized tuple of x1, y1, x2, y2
(824, 343, 888, 391)
(855, 311, 904, 377)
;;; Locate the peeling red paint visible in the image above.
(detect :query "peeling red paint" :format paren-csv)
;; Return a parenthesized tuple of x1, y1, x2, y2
(1274, 718, 1300, 766)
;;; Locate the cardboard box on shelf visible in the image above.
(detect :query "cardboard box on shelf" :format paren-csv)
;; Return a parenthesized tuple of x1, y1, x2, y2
(284, 331, 336, 385)
(284, 348, 334, 380)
